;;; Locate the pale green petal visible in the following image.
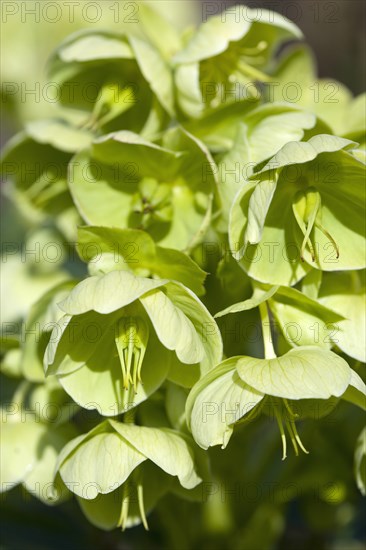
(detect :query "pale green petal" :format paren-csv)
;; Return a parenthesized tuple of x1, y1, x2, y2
(57, 32, 133, 62)
(129, 35, 175, 116)
(245, 178, 277, 244)
(319, 272, 365, 362)
(258, 134, 356, 175)
(0, 418, 46, 491)
(165, 282, 223, 376)
(268, 285, 345, 348)
(186, 358, 264, 449)
(26, 120, 92, 153)
(58, 271, 167, 315)
(140, 289, 205, 364)
(23, 424, 76, 504)
(54, 327, 170, 416)
(236, 347, 351, 399)
(57, 429, 146, 499)
(110, 421, 203, 489)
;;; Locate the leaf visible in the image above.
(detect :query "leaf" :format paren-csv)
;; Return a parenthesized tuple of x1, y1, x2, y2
(215, 285, 278, 318)
(236, 347, 351, 400)
(186, 358, 264, 449)
(76, 226, 206, 296)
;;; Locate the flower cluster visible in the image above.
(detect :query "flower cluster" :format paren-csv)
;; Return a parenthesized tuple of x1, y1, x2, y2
(1, 3, 365, 536)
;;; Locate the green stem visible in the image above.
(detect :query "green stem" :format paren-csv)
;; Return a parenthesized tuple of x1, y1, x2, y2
(258, 302, 276, 359)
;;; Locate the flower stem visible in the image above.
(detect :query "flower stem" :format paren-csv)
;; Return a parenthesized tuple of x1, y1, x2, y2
(258, 302, 276, 359)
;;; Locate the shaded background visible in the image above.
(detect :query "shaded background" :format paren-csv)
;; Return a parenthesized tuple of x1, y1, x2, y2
(1, 2, 365, 549)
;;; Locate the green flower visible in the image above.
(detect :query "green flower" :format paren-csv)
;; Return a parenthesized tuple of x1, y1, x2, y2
(230, 135, 366, 284)
(186, 348, 365, 458)
(68, 128, 217, 250)
(55, 419, 206, 530)
(45, 270, 222, 415)
(48, 29, 175, 136)
(173, 6, 302, 118)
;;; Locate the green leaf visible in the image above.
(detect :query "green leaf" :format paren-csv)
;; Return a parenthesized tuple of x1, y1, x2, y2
(236, 347, 351, 400)
(186, 358, 264, 449)
(76, 226, 206, 296)
(215, 285, 278, 317)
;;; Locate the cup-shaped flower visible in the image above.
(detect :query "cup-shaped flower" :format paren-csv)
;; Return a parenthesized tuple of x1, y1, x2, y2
(68, 128, 217, 250)
(55, 419, 207, 530)
(45, 270, 223, 415)
(186, 347, 365, 458)
(47, 29, 174, 135)
(173, 6, 302, 118)
(230, 135, 366, 284)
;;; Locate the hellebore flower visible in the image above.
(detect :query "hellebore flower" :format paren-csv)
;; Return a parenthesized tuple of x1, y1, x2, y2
(186, 347, 366, 458)
(45, 270, 223, 415)
(55, 420, 207, 530)
(68, 128, 217, 251)
(47, 28, 175, 135)
(230, 135, 366, 285)
(173, 5, 302, 118)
